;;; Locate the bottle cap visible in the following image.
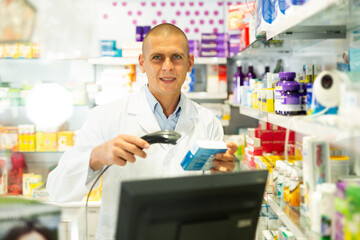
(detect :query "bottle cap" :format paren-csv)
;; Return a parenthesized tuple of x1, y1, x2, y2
(279, 72, 296, 80)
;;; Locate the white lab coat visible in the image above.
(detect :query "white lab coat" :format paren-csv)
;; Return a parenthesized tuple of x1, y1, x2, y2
(46, 84, 224, 240)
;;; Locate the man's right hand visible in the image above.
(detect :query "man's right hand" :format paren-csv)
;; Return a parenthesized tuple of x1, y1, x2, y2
(90, 135, 150, 171)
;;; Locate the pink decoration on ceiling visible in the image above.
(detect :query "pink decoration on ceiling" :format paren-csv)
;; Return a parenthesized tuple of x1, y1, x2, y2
(127, 11, 132, 16)
(209, 19, 214, 25)
(218, 2, 223, 6)
(152, 20, 157, 25)
(219, 19, 224, 24)
(199, 2, 204, 6)
(171, 20, 176, 24)
(176, 11, 181, 16)
(180, 2, 185, 6)
(185, 28, 190, 33)
(112, 2, 117, 7)
(132, 19, 137, 25)
(214, 10, 219, 16)
(194, 28, 199, 33)
(122, 2, 127, 6)
(204, 10, 209, 16)
(199, 19, 204, 25)
(141, 2, 146, 6)
(227, 2, 233, 5)
(161, 19, 167, 23)
(185, 10, 190, 16)
(213, 28, 218, 33)
(151, 2, 156, 7)
(170, 2, 175, 7)
(195, 10, 199, 16)
(137, 10, 142, 16)
(161, 2, 166, 7)
(190, 19, 195, 25)
(189, 2, 194, 6)
(157, 11, 162, 16)
(103, 14, 108, 19)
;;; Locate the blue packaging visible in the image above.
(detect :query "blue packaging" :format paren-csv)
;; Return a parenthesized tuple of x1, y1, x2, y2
(306, 83, 313, 114)
(291, 0, 306, 5)
(262, 0, 277, 23)
(307, 83, 338, 115)
(100, 40, 117, 57)
(181, 140, 228, 171)
(278, 0, 291, 14)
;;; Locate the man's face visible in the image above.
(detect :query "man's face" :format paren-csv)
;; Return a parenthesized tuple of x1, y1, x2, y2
(139, 34, 194, 100)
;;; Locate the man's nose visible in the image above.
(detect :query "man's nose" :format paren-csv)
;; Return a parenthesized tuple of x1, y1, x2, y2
(162, 57, 174, 71)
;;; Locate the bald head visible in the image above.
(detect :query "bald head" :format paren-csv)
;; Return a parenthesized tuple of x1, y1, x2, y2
(142, 23, 189, 56)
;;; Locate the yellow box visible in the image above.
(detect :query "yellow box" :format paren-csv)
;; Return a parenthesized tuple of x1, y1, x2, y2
(266, 89, 274, 113)
(4, 43, 19, 58)
(0, 43, 4, 58)
(18, 42, 33, 58)
(31, 43, 40, 58)
(36, 132, 57, 152)
(57, 131, 74, 152)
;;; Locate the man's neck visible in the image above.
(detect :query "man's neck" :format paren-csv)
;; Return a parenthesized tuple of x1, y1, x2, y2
(157, 94, 180, 118)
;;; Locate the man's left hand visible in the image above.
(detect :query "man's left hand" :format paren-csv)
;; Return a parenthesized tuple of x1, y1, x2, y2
(210, 142, 238, 173)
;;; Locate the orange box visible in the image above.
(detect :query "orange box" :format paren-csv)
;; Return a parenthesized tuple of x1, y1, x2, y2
(57, 131, 74, 152)
(0, 127, 18, 150)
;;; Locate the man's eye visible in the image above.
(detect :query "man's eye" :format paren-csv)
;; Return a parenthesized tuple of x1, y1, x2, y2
(173, 55, 182, 59)
(153, 56, 162, 60)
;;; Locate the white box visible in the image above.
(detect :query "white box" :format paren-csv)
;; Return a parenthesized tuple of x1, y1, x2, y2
(181, 140, 227, 171)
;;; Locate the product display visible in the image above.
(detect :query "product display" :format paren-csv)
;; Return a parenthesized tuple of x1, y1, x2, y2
(0, 1, 359, 239)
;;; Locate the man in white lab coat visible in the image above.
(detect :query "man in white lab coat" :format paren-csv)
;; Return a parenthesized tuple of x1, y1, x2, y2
(47, 23, 237, 240)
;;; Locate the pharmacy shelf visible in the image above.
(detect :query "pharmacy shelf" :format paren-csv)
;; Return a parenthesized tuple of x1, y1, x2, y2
(264, 193, 307, 240)
(239, 106, 358, 140)
(87, 57, 139, 65)
(265, 0, 360, 40)
(87, 57, 227, 65)
(184, 92, 227, 100)
(194, 57, 227, 65)
(266, 0, 340, 40)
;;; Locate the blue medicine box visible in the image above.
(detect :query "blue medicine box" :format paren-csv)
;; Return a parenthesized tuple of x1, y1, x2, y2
(181, 140, 228, 171)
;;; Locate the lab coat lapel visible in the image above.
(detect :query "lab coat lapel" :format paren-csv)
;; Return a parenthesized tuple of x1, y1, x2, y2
(128, 85, 161, 134)
(175, 93, 198, 141)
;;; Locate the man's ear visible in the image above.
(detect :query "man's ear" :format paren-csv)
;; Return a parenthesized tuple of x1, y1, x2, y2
(187, 53, 195, 73)
(139, 54, 146, 73)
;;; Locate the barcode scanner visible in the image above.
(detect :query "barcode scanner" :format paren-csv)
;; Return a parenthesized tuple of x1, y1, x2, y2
(141, 130, 181, 145)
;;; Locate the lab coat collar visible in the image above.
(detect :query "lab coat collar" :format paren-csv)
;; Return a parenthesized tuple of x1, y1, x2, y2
(128, 84, 198, 144)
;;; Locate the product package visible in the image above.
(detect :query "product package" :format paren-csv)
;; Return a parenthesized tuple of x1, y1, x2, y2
(181, 140, 228, 171)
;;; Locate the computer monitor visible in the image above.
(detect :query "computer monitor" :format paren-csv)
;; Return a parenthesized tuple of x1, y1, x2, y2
(116, 170, 268, 240)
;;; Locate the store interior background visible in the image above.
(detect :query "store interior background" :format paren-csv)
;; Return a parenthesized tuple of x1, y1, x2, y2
(1, 0, 358, 187)
(1, 0, 360, 239)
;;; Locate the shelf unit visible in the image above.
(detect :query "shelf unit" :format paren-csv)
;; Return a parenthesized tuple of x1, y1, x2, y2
(236, 1, 360, 239)
(184, 92, 227, 100)
(264, 0, 358, 40)
(264, 193, 307, 240)
(238, 106, 358, 138)
(87, 57, 227, 65)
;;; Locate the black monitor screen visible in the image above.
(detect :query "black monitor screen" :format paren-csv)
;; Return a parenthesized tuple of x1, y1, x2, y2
(116, 170, 268, 240)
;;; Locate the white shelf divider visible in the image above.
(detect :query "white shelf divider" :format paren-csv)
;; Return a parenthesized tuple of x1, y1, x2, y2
(184, 92, 227, 100)
(194, 57, 227, 65)
(239, 106, 357, 140)
(88, 57, 227, 65)
(87, 57, 139, 65)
